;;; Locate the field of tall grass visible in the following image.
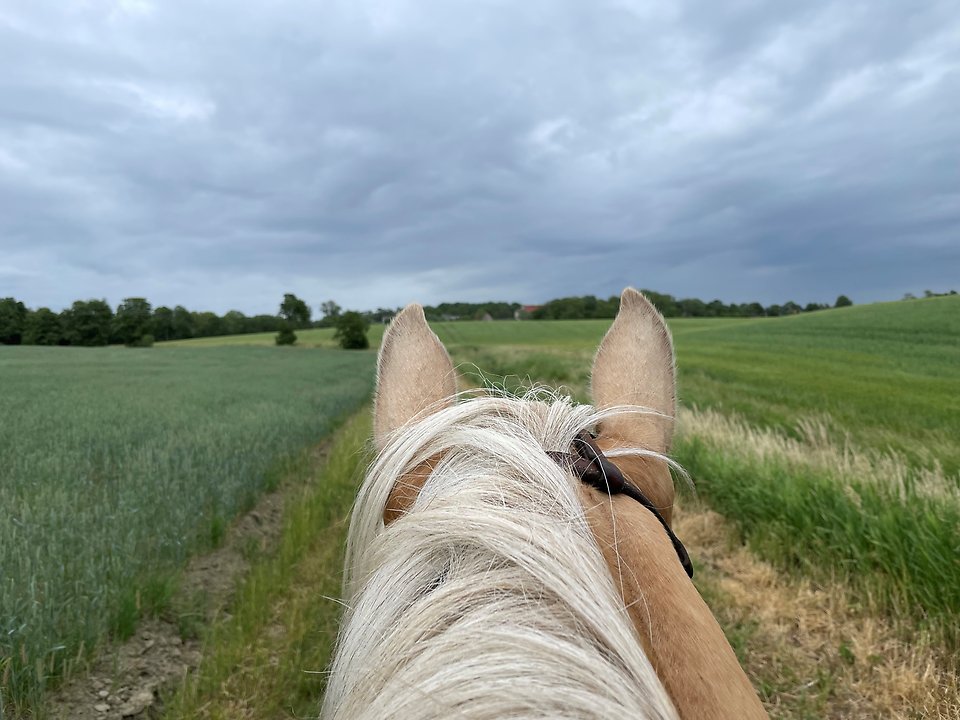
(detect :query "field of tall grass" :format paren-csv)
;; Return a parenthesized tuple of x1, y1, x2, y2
(674, 409, 960, 649)
(0, 346, 374, 713)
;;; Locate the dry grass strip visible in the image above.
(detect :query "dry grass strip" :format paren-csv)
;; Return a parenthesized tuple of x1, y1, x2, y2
(677, 502, 960, 720)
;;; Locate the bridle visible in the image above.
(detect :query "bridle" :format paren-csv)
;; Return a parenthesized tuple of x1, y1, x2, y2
(547, 432, 694, 578)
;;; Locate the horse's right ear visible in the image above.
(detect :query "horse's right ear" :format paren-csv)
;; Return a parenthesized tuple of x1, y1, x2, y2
(591, 288, 676, 453)
(374, 304, 456, 451)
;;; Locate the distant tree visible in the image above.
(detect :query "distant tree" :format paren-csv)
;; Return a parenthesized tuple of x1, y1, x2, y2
(171, 305, 194, 339)
(0, 297, 27, 344)
(781, 301, 802, 315)
(334, 311, 370, 349)
(249, 314, 284, 332)
(902, 293, 916, 301)
(639, 290, 677, 317)
(593, 296, 619, 318)
(61, 299, 113, 346)
(581, 296, 598, 318)
(275, 324, 297, 345)
(152, 306, 175, 342)
(222, 310, 248, 336)
(677, 298, 707, 317)
(535, 296, 589, 320)
(192, 311, 224, 337)
(113, 298, 153, 346)
(24, 307, 62, 345)
(363, 307, 399, 324)
(319, 300, 342, 327)
(706, 299, 727, 317)
(765, 304, 782, 317)
(280, 293, 311, 328)
(745, 302, 765, 317)
(424, 301, 517, 322)
(835, 295, 853, 308)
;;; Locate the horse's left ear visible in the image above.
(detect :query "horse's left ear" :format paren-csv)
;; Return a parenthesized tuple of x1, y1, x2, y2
(591, 288, 676, 453)
(374, 304, 457, 451)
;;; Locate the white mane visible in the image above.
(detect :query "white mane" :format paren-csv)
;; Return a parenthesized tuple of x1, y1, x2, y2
(322, 391, 680, 720)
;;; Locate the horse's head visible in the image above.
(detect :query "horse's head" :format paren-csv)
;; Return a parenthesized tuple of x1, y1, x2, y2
(374, 288, 678, 527)
(323, 289, 767, 720)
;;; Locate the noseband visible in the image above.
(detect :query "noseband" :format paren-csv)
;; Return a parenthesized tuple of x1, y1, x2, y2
(548, 432, 694, 578)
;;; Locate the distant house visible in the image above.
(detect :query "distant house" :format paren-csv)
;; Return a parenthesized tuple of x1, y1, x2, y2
(514, 305, 542, 320)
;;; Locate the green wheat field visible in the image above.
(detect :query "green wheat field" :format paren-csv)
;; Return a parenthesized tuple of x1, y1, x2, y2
(0, 347, 375, 713)
(2, 295, 958, 717)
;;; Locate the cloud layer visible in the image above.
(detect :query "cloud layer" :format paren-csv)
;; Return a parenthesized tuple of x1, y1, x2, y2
(2, 0, 958, 313)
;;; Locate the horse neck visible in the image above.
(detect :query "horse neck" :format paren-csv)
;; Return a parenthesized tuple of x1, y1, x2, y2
(323, 398, 679, 720)
(580, 480, 768, 720)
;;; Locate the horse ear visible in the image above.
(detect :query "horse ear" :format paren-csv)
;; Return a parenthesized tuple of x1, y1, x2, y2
(374, 304, 456, 450)
(591, 288, 676, 453)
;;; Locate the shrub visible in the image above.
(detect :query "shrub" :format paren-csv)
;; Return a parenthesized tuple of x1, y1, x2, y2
(275, 326, 297, 346)
(334, 311, 370, 350)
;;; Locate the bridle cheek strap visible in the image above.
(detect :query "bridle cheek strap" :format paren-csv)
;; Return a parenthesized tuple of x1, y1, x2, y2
(547, 432, 694, 578)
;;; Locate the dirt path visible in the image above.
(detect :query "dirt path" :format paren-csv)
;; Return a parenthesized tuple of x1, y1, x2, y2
(675, 501, 960, 719)
(41, 445, 329, 720)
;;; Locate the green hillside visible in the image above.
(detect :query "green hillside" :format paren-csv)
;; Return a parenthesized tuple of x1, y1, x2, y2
(675, 296, 960, 472)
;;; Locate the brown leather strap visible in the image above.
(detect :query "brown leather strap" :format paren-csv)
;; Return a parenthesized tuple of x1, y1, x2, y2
(548, 432, 694, 578)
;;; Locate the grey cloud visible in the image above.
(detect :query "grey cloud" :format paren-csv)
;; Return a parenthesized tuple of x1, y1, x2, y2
(1, 0, 958, 314)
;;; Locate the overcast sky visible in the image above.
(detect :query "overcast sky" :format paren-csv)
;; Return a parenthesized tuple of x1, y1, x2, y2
(2, 0, 958, 314)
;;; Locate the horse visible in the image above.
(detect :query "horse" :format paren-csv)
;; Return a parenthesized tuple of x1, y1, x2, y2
(321, 288, 768, 719)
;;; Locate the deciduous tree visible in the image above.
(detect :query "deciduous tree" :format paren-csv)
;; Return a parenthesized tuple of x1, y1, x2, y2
(152, 306, 175, 342)
(280, 293, 311, 328)
(61, 299, 113, 346)
(222, 310, 247, 336)
(320, 300, 342, 327)
(172, 305, 194, 339)
(113, 298, 153, 346)
(0, 297, 27, 344)
(24, 308, 62, 345)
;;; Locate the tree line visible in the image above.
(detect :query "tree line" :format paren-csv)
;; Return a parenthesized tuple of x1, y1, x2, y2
(0, 292, 376, 347)
(15, 286, 957, 348)
(530, 291, 855, 320)
(0, 295, 309, 347)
